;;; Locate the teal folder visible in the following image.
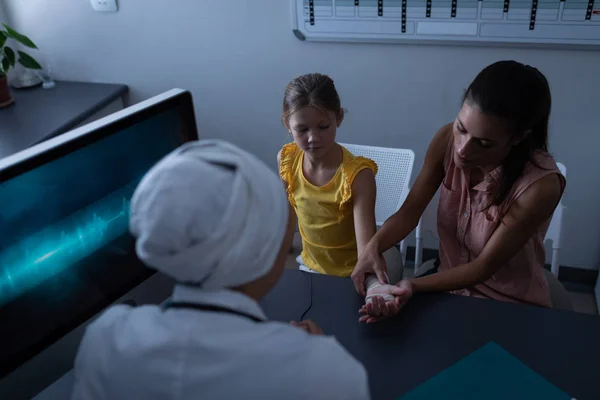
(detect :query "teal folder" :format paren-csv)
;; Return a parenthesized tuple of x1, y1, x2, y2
(399, 342, 573, 400)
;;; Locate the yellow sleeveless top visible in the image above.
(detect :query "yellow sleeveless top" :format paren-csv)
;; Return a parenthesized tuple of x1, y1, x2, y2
(279, 143, 377, 277)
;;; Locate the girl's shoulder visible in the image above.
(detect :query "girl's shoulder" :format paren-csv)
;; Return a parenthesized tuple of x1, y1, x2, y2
(280, 142, 300, 157)
(340, 146, 378, 181)
(278, 142, 302, 169)
(278, 142, 302, 189)
(337, 146, 378, 216)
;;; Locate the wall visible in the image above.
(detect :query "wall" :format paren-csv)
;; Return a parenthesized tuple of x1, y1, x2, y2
(2, 0, 599, 270)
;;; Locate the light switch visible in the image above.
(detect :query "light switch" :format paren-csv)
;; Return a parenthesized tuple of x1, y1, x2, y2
(90, 0, 118, 12)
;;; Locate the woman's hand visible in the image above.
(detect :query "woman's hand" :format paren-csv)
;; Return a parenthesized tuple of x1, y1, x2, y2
(358, 280, 413, 324)
(351, 242, 389, 297)
(290, 320, 324, 335)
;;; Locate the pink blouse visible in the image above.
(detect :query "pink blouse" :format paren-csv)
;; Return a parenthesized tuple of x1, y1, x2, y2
(437, 140, 565, 308)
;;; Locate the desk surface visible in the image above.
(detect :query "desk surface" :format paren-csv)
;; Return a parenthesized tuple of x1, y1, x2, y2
(261, 269, 600, 400)
(0, 81, 128, 159)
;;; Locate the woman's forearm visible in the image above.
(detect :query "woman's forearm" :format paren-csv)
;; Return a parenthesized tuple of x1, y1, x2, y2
(408, 261, 491, 293)
(371, 208, 420, 254)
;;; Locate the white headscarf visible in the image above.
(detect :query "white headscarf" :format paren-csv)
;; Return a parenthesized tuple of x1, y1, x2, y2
(129, 140, 289, 290)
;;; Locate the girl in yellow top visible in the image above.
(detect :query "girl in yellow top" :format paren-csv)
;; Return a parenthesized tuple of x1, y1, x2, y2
(277, 73, 402, 298)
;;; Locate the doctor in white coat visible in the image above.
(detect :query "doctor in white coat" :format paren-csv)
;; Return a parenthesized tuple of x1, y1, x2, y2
(71, 139, 370, 400)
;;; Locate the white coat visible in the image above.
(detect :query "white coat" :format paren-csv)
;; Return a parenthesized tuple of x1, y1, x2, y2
(71, 284, 370, 400)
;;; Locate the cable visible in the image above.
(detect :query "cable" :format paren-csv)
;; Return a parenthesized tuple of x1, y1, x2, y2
(300, 273, 313, 321)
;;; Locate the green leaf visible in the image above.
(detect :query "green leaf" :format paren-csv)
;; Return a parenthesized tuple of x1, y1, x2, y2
(0, 32, 7, 48)
(2, 24, 38, 49)
(4, 46, 15, 66)
(17, 51, 42, 69)
(1, 57, 9, 75)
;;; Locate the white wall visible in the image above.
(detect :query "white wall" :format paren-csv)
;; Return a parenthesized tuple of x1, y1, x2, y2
(0, 2, 6, 21)
(3, 0, 599, 270)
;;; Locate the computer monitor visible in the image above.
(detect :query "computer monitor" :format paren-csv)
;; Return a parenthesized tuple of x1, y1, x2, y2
(0, 89, 198, 398)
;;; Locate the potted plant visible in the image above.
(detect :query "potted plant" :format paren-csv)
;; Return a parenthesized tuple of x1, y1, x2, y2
(0, 23, 42, 108)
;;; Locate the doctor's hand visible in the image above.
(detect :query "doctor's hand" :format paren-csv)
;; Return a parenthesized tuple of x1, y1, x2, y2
(358, 280, 413, 324)
(351, 242, 389, 297)
(291, 320, 324, 335)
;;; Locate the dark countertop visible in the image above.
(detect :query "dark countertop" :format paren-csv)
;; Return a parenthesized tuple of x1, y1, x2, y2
(261, 269, 600, 400)
(0, 81, 128, 159)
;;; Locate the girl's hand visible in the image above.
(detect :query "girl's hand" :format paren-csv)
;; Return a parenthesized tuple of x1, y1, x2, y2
(351, 242, 389, 297)
(358, 280, 413, 324)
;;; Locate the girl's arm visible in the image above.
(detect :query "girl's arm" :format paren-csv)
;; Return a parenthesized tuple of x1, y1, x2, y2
(409, 173, 562, 293)
(351, 168, 385, 295)
(351, 169, 377, 258)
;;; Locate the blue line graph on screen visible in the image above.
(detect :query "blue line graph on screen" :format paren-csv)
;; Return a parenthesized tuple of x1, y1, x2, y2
(0, 183, 137, 306)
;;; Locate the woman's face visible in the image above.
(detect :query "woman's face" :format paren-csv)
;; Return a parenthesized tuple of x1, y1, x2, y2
(452, 102, 517, 170)
(287, 106, 342, 159)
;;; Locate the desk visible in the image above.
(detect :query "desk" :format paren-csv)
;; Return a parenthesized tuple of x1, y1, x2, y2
(261, 269, 600, 400)
(0, 81, 128, 159)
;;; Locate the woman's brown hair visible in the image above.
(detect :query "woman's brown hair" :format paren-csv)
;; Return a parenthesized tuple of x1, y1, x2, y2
(464, 60, 552, 208)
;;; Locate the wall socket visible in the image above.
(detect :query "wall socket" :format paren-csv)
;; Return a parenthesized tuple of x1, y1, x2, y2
(90, 0, 118, 12)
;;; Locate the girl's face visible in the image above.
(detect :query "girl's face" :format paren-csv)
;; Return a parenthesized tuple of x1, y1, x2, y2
(287, 106, 343, 159)
(453, 102, 520, 171)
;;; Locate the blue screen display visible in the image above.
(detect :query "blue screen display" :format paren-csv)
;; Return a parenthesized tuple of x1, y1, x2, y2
(0, 103, 194, 377)
(0, 110, 183, 306)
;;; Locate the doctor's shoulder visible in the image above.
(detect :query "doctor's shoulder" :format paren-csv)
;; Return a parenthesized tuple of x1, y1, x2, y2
(71, 304, 142, 399)
(73, 304, 161, 366)
(78, 304, 132, 343)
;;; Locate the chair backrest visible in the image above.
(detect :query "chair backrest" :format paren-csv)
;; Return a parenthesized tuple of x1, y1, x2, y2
(416, 189, 440, 240)
(545, 162, 567, 248)
(340, 143, 415, 226)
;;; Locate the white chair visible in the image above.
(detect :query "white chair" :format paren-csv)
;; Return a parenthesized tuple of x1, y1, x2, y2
(548, 162, 566, 277)
(340, 143, 415, 264)
(414, 190, 440, 275)
(414, 162, 567, 278)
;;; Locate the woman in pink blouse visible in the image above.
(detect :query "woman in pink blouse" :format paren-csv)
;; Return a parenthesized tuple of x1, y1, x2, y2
(353, 60, 565, 322)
